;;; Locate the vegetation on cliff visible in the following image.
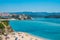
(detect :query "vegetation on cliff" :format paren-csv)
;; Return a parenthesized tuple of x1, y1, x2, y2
(2, 21, 9, 26)
(0, 23, 5, 29)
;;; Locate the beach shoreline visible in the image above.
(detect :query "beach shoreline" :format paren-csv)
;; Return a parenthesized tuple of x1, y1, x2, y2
(2, 32, 49, 40)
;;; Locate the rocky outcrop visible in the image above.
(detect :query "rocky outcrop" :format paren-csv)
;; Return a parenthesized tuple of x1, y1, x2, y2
(18, 14, 32, 20)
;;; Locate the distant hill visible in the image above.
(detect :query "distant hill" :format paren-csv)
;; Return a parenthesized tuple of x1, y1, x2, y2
(9, 12, 60, 18)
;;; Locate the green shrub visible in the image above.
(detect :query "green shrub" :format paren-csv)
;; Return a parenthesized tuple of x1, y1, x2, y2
(2, 21, 9, 26)
(0, 23, 5, 29)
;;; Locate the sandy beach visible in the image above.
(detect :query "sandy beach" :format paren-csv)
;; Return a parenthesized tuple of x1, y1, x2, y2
(1, 32, 49, 40)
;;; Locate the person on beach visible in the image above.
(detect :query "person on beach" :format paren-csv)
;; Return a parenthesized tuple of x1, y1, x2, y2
(15, 37, 18, 40)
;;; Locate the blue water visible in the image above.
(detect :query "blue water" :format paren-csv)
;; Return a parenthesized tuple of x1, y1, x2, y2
(9, 18, 60, 40)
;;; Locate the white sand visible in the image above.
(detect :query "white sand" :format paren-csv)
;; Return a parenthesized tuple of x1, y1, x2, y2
(2, 32, 49, 40)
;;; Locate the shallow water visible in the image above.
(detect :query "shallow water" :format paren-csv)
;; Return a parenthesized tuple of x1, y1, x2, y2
(9, 18, 60, 40)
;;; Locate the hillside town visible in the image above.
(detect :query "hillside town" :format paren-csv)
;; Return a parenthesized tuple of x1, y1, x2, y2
(0, 12, 32, 20)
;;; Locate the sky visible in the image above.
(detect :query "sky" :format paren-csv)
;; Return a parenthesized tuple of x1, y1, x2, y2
(0, 0, 60, 12)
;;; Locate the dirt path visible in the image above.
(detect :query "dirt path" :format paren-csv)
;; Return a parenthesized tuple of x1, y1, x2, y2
(1, 22, 8, 33)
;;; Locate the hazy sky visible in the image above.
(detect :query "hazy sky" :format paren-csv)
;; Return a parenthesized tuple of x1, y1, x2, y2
(0, 0, 60, 12)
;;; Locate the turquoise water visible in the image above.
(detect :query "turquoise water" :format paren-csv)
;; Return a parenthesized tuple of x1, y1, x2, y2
(9, 18, 60, 40)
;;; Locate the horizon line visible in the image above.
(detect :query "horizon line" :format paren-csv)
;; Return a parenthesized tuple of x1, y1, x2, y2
(0, 11, 60, 13)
